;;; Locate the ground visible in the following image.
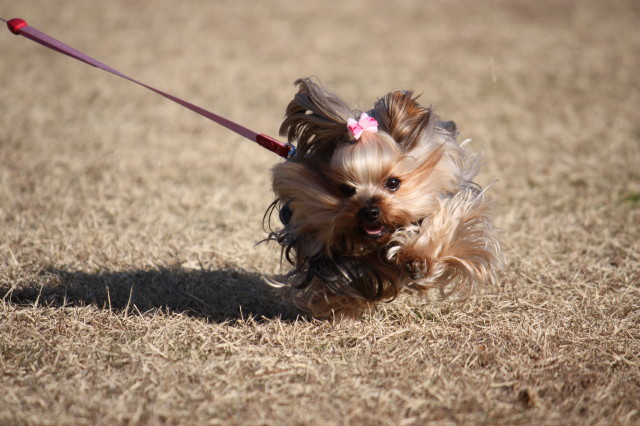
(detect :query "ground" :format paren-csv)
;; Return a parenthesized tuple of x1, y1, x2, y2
(1, 0, 639, 424)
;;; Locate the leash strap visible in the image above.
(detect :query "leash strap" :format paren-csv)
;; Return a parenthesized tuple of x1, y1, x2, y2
(3, 18, 295, 159)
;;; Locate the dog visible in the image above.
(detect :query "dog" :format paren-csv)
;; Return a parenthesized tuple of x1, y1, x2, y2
(265, 78, 499, 318)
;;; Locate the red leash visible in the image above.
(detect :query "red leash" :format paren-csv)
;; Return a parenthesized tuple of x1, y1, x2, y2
(3, 17, 295, 159)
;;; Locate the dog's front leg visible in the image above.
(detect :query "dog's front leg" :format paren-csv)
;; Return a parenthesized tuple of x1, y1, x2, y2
(387, 188, 499, 298)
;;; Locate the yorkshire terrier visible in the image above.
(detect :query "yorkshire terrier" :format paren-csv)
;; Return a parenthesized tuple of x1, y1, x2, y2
(266, 78, 499, 318)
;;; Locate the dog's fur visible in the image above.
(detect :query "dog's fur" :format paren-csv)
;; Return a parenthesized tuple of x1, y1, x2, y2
(266, 78, 499, 318)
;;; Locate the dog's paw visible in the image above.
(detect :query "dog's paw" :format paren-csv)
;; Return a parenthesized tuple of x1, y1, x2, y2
(404, 258, 430, 280)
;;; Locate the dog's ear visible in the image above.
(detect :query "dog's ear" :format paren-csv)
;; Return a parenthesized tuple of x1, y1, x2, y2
(279, 78, 353, 158)
(373, 90, 434, 151)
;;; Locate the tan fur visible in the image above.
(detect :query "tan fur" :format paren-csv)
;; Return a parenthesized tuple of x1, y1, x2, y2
(268, 77, 499, 318)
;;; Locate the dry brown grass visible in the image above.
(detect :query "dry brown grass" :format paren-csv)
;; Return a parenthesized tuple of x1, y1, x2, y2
(1, 0, 639, 424)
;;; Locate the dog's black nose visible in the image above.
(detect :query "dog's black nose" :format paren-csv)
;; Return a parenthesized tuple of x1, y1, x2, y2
(358, 206, 380, 223)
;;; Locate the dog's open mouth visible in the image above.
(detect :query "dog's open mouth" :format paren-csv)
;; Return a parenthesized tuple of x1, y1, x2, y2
(363, 224, 385, 238)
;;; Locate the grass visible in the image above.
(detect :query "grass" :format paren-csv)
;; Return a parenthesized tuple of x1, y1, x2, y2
(1, 0, 639, 424)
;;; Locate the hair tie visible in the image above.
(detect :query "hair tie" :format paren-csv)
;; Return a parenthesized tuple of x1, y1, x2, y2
(347, 112, 378, 140)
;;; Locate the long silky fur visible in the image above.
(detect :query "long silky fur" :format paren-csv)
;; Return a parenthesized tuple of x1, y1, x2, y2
(279, 78, 353, 159)
(267, 77, 499, 318)
(264, 199, 398, 304)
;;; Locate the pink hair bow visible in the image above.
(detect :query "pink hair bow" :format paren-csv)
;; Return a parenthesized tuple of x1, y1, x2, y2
(347, 112, 378, 140)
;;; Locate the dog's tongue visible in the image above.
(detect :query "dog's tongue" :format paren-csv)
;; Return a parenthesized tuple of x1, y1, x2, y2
(364, 225, 383, 236)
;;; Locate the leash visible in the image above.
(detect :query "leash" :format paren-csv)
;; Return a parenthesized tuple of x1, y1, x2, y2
(2, 17, 295, 159)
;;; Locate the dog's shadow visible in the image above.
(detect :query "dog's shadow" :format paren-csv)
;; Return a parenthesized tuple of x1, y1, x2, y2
(2, 266, 304, 322)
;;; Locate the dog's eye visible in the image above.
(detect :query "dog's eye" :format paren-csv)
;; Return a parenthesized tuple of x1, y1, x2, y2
(384, 177, 401, 192)
(340, 183, 356, 197)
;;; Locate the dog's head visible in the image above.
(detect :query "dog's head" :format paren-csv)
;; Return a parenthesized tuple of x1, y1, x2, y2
(270, 78, 469, 260)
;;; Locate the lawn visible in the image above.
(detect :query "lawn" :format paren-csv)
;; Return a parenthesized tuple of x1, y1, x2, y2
(1, 0, 638, 424)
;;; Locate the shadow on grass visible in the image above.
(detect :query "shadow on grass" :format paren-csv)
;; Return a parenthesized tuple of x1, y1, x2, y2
(1, 266, 304, 322)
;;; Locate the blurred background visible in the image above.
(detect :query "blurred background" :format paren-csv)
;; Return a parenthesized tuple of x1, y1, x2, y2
(1, 1, 639, 424)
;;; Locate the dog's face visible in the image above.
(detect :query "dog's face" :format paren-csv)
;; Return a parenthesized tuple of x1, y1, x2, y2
(273, 127, 461, 259)
(326, 131, 428, 253)
(271, 78, 464, 259)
